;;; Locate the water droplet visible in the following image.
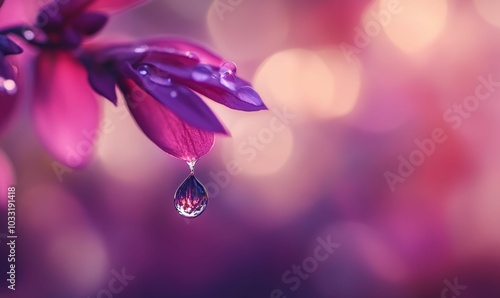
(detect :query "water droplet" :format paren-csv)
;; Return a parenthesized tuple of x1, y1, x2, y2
(0, 77, 17, 96)
(236, 86, 262, 105)
(138, 64, 149, 76)
(174, 174, 208, 218)
(220, 61, 237, 75)
(23, 29, 35, 41)
(134, 45, 148, 53)
(191, 65, 212, 82)
(170, 90, 177, 98)
(220, 73, 236, 91)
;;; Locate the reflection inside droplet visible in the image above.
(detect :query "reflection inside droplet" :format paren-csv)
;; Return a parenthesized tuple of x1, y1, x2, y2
(174, 174, 209, 218)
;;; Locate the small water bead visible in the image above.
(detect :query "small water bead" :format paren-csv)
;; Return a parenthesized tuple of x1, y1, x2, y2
(170, 90, 177, 98)
(174, 174, 208, 218)
(191, 65, 213, 82)
(220, 61, 237, 75)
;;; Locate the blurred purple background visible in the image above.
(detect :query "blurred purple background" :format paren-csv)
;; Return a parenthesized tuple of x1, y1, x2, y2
(2, 0, 500, 297)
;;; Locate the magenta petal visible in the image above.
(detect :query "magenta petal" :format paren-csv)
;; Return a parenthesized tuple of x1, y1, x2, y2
(33, 52, 100, 168)
(120, 78, 215, 161)
(88, 0, 149, 13)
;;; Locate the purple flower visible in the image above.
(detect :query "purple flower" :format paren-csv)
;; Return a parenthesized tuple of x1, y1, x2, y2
(1, 0, 265, 166)
(82, 39, 266, 161)
(0, 34, 22, 134)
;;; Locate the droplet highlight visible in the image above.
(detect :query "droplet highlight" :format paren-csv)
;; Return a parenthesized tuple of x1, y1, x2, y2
(138, 64, 149, 76)
(174, 174, 208, 218)
(236, 86, 262, 105)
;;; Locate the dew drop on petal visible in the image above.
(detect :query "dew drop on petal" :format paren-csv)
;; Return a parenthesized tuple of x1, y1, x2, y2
(170, 90, 177, 98)
(236, 86, 262, 105)
(220, 61, 237, 75)
(191, 65, 212, 82)
(185, 51, 199, 60)
(174, 174, 208, 218)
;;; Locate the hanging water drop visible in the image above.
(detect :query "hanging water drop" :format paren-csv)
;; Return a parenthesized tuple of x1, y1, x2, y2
(174, 174, 208, 218)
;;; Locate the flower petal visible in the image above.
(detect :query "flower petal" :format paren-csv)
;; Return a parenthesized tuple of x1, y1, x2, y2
(122, 63, 227, 134)
(150, 61, 267, 111)
(87, 65, 118, 104)
(33, 51, 100, 168)
(119, 78, 215, 161)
